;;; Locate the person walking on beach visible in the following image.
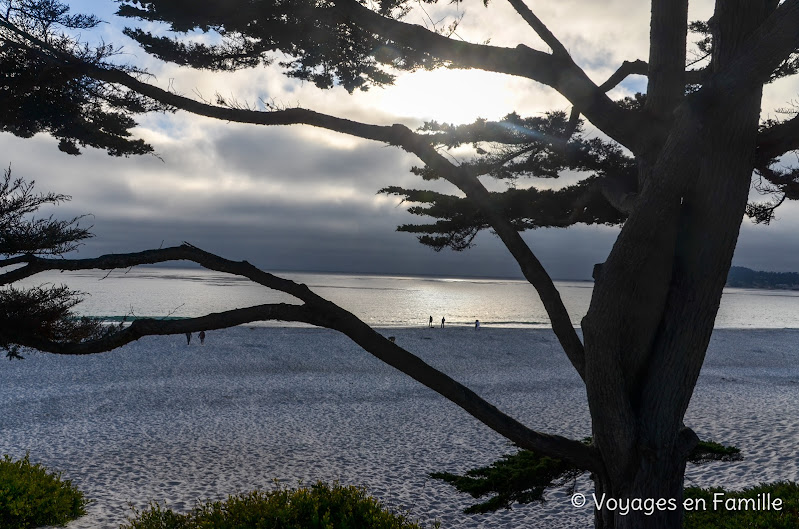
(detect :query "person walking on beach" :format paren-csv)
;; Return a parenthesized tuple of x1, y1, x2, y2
(199, 330, 206, 344)
(441, 317, 445, 328)
(429, 315, 433, 328)
(185, 332, 191, 345)
(475, 319, 480, 330)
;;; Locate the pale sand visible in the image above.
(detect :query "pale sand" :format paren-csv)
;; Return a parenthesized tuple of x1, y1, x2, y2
(2, 327, 799, 528)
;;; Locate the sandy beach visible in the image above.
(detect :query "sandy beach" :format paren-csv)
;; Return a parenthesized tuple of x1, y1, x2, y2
(2, 326, 799, 528)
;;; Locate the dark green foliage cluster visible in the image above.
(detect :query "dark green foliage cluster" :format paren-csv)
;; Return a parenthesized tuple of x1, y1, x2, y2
(0, 284, 106, 359)
(0, 0, 157, 156)
(0, 168, 91, 256)
(430, 449, 582, 513)
(116, 0, 442, 93)
(380, 111, 633, 250)
(687, 440, 742, 465)
(0, 454, 88, 528)
(432, 440, 741, 513)
(684, 482, 799, 529)
(688, 20, 712, 59)
(726, 266, 799, 290)
(421, 112, 635, 184)
(122, 482, 437, 529)
(0, 167, 105, 359)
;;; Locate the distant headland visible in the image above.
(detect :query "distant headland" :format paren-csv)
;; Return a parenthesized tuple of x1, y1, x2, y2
(726, 266, 799, 290)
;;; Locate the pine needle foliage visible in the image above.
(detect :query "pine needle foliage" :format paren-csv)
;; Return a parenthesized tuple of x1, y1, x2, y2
(1, 0, 158, 156)
(687, 440, 742, 465)
(0, 167, 106, 359)
(115, 0, 447, 93)
(430, 449, 582, 514)
(0, 166, 91, 255)
(432, 440, 741, 513)
(380, 111, 634, 251)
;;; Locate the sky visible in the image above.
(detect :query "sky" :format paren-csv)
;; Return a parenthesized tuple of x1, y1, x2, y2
(3, 0, 799, 280)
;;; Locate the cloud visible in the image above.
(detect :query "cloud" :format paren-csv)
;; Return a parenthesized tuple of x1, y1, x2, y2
(1, 0, 797, 282)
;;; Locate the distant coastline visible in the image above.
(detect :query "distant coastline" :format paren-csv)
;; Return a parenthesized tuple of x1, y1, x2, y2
(727, 266, 799, 290)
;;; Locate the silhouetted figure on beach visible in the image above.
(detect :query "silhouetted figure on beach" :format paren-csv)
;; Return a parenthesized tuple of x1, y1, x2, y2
(429, 315, 433, 328)
(185, 332, 191, 345)
(441, 317, 445, 328)
(475, 319, 480, 330)
(199, 330, 206, 344)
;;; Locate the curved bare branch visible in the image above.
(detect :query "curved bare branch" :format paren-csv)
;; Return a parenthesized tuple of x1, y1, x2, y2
(384, 125, 587, 378)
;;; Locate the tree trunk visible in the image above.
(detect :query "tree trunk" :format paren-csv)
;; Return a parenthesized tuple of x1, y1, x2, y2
(593, 453, 688, 529)
(579, 3, 773, 527)
(583, 93, 764, 529)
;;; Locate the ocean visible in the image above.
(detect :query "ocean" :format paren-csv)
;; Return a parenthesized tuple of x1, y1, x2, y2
(14, 266, 799, 329)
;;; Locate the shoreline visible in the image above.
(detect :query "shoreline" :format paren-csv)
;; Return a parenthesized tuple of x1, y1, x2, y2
(3, 327, 799, 528)
(97, 317, 799, 331)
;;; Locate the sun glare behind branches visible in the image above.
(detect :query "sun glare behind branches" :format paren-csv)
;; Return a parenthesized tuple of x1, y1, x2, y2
(377, 68, 524, 125)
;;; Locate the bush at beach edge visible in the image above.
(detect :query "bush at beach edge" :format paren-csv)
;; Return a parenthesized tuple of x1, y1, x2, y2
(122, 481, 440, 529)
(683, 482, 799, 529)
(0, 453, 88, 529)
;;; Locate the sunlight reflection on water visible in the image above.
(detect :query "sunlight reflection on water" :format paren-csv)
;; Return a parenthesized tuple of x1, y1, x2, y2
(14, 268, 799, 328)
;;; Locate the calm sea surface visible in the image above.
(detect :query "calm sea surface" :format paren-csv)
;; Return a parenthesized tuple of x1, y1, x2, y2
(14, 267, 799, 329)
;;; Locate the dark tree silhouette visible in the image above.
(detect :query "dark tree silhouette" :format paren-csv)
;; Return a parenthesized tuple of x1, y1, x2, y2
(0, 1, 158, 156)
(3, 0, 799, 527)
(0, 166, 99, 359)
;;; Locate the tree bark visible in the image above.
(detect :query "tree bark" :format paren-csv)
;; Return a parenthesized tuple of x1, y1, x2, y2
(586, 94, 762, 529)
(583, 2, 771, 527)
(593, 453, 689, 529)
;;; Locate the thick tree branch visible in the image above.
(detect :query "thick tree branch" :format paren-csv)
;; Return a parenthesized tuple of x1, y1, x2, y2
(7, 245, 601, 472)
(0, 254, 32, 268)
(645, 0, 689, 117)
(564, 59, 647, 144)
(564, 59, 701, 153)
(562, 107, 581, 143)
(504, 0, 568, 57)
(598, 60, 648, 92)
(709, 0, 799, 100)
(13, 303, 319, 353)
(327, 0, 640, 152)
(757, 114, 799, 161)
(37, 71, 596, 379)
(585, 59, 705, 95)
